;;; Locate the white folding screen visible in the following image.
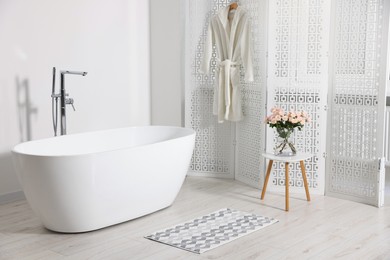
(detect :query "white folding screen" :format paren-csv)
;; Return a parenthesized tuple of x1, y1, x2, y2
(184, 0, 389, 203)
(266, 0, 331, 195)
(326, 0, 389, 206)
(184, 0, 267, 185)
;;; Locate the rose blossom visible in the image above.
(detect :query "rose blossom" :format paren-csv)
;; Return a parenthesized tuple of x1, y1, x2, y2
(289, 112, 296, 118)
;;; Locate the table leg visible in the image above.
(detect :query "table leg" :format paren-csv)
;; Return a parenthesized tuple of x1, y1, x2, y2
(261, 160, 273, 200)
(285, 162, 289, 211)
(299, 160, 311, 201)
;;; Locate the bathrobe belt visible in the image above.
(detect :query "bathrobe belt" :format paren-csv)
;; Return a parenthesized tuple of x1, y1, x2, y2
(219, 59, 238, 119)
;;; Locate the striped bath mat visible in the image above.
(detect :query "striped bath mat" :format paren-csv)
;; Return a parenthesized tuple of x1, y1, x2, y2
(145, 208, 278, 254)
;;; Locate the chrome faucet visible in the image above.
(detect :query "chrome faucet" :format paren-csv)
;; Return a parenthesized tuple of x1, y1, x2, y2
(51, 68, 87, 136)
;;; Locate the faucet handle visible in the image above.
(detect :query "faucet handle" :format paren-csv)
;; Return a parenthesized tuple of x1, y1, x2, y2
(65, 98, 76, 111)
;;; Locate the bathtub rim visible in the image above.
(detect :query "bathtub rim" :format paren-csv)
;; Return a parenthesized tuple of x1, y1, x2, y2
(12, 125, 196, 158)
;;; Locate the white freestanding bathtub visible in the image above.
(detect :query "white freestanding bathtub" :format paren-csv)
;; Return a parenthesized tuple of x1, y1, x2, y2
(12, 126, 195, 233)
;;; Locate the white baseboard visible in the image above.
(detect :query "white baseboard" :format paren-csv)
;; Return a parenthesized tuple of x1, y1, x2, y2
(186, 172, 234, 178)
(0, 190, 25, 205)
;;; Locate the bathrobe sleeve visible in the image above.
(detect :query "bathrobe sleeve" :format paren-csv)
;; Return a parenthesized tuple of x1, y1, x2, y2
(241, 16, 254, 82)
(200, 20, 214, 75)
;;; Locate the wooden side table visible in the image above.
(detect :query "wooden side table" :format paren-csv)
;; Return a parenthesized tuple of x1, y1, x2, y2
(260, 153, 312, 211)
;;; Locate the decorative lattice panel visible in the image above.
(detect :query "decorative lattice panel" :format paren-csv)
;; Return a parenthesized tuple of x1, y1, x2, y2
(235, 0, 267, 188)
(184, 0, 266, 182)
(327, 0, 386, 205)
(185, 0, 235, 177)
(266, 0, 331, 194)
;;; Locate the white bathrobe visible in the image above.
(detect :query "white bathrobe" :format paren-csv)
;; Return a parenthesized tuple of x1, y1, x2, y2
(200, 6, 254, 123)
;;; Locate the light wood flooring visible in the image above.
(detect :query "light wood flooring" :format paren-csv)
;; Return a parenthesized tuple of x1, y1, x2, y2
(1, 176, 390, 260)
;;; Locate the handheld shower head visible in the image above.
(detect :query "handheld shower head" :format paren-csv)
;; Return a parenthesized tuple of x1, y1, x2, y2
(52, 67, 56, 94)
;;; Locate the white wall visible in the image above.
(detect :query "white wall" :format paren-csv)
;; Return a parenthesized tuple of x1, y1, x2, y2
(0, 0, 150, 200)
(387, 22, 390, 97)
(150, 0, 182, 126)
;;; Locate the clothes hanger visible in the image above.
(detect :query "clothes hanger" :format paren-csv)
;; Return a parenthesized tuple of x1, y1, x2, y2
(229, 3, 238, 10)
(229, 2, 238, 11)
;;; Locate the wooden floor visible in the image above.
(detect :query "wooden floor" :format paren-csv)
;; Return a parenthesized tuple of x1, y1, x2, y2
(1, 176, 390, 260)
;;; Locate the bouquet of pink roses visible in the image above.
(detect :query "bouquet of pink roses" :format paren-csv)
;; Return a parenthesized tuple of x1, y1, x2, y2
(265, 107, 311, 155)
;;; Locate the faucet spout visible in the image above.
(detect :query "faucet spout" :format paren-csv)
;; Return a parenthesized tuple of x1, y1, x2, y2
(61, 70, 88, 76)
(58, 69, 88, 135)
